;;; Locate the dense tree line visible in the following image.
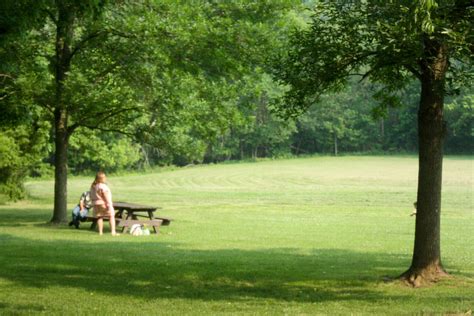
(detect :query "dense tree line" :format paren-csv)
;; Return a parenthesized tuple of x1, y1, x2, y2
(69, 79, 472, 169)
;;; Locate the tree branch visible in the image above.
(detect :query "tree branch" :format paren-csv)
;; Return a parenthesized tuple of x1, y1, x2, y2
(0, 92, 14, 101)
(36, 102, 54, 115)
(43, 9, 58, 25)
(404, 64, 422, 80)
(68, 106, 139, 135)
(109, 28, 138, 39)
(0, 73, 14, 80)
(77, 125, 136, 138)
(358, 69, 375, 83)
(95, 106, 139, 123)
(69, 30, 107, 60)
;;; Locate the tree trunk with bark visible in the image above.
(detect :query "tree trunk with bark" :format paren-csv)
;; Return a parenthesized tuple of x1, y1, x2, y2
(400, 37, 449, 286)
(50, 2, 75, 224)
(52, 109, 69, 223)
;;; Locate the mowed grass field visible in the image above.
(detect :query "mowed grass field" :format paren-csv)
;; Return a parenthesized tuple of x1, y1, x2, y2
(0, 156, 472, 315)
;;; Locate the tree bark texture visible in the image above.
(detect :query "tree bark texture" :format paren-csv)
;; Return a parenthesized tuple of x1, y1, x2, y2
(401, 37, 449, 286)
(52, 109, 69, 223)
(50, 2, 75, 224)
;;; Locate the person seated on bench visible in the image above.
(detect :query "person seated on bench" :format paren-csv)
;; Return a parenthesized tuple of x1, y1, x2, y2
(69, 190, 92, 229)
(90, 171, 119, 236)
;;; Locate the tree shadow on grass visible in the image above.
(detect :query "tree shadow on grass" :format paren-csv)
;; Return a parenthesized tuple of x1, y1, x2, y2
(0, 233, 417, 305)
(0, 207, 51, 226)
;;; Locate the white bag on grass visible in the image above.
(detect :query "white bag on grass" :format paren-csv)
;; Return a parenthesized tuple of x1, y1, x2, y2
(130, 224, 143, 236)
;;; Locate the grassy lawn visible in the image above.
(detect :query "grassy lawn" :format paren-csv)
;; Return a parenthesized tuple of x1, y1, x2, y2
(0, 156, 472, 315)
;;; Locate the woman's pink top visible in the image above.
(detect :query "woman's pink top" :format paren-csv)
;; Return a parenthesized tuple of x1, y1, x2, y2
(91, 183, 114, 211)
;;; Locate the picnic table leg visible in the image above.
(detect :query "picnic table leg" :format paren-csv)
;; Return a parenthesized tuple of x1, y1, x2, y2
(148, 210, 158, 234)
(119, 211, 127, 233)
(121, 210, 138, 232)
(117, 209, 128, 233)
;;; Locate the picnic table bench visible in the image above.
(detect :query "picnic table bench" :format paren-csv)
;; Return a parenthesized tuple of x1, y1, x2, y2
(87, 202, 172, 234)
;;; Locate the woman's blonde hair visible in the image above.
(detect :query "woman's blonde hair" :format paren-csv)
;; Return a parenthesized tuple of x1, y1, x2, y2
(91, 171, 106, 188)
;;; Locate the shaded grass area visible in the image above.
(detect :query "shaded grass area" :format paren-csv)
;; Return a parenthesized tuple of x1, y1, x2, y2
(0, 156, 473, 314)
(1, 226, 471, 315)
(1, 233, 403, 302)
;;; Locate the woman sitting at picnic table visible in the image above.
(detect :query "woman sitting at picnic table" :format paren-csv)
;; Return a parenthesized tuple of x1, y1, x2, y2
(90, 171, 119, 236)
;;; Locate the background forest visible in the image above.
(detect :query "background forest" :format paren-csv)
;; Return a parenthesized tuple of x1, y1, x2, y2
(0, 0, 472, 200)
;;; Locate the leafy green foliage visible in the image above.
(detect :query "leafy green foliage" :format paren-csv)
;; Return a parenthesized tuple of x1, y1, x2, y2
(445, 93, 474, 153)
(128, 1, 302, 165)
(205, 72, 296, 161)
(68, 130, 141, 173)
(274, 1, 474, 116)
(295, 91, 376, 154)
(0, 122, 51, 200)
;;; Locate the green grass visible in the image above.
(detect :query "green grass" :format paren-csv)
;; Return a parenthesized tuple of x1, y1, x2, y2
(0, 156, 473, 315)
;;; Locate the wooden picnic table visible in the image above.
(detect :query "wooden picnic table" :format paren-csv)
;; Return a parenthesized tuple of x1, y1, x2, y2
(88, 202, 172, 234)
(114, 202, 172, 233)
(114, 202, 157, 219)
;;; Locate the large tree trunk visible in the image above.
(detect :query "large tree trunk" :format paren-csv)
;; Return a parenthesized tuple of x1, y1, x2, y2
(401, 38, 449, 286)
(51, 109, 69, 223)
(50, 2, 75, 224)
